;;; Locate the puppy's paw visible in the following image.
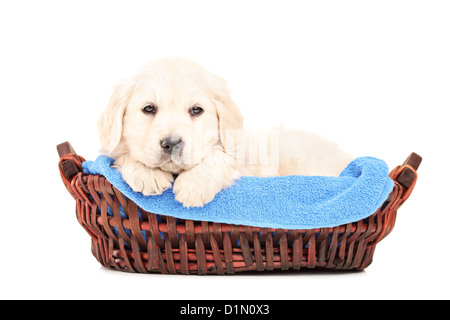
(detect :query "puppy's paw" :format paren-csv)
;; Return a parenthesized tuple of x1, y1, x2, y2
(120, 163, 174, 196)
(173, 170, 220, 208)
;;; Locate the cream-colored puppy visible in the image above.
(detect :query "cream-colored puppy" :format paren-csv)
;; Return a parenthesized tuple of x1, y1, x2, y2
(98, 57, 351, 207)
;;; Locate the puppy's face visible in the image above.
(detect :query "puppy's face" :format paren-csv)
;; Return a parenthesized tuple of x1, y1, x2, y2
(122, 67, 221, 173)
(98, 58, 243, 173)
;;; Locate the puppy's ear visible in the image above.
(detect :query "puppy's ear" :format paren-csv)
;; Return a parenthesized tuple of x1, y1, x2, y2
(214, 85, 244, 153)
(97, 78, 133, 154)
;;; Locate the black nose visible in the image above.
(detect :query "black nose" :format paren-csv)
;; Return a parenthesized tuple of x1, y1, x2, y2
(160, 137, 184, 154)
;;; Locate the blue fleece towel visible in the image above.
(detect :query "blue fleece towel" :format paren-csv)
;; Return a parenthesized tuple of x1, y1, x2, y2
(82, 156, 394, 230)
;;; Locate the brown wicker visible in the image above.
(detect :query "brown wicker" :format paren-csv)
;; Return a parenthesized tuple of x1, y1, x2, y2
(57, 141, 421, 274)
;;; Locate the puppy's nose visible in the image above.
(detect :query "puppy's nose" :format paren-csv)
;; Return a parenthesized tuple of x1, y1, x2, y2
(160, 137, 184, 154)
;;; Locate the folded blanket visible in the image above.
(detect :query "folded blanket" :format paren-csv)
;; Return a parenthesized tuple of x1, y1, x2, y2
(82, 156, 394, 230)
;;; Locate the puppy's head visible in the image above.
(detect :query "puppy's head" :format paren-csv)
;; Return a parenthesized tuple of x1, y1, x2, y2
(97, 57, 243, 173)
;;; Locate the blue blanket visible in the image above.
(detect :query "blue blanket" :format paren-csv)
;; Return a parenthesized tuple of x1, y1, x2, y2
(82, 156, 394, 230)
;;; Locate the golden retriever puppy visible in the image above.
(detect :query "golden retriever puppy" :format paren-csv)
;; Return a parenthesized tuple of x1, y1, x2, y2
(97, 57, 351, 207)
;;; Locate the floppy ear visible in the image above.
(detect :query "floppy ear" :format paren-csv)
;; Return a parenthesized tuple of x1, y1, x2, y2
(97, 78, 133, 154)
(214, 86, 244, 153)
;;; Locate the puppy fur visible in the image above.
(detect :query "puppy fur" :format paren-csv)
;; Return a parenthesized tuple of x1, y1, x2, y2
(98, 57, 352, 207)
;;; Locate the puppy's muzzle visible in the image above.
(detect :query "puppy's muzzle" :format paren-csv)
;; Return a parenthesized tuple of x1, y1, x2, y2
(161, 136, 184, 155)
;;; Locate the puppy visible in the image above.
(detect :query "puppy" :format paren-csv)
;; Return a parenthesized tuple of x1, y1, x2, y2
(98, 57, 351, 207)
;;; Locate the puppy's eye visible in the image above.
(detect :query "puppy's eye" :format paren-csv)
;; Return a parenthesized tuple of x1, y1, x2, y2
(190, 105, 204, 116)
(142, 104, 157, 115)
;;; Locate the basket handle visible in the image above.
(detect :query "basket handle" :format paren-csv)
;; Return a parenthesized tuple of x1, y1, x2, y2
(57, 141, 84, 179)
(396, 152, 422, 189)
(57, 141, 77, 158)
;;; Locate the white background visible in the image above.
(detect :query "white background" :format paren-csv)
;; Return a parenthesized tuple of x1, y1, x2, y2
(1, 0, 449, 300)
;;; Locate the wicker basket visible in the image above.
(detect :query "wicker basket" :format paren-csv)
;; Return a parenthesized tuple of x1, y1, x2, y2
(58, 142, 421, 274)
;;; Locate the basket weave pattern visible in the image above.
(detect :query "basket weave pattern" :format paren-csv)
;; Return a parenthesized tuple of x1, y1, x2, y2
(58, 142, 420, 274)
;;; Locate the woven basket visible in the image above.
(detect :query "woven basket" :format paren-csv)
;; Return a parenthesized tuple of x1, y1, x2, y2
(58, 142, 421, 274)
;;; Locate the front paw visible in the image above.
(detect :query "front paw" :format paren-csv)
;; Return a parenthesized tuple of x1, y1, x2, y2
(173, 171, 219, 208)
(121, 165, 174, 196)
